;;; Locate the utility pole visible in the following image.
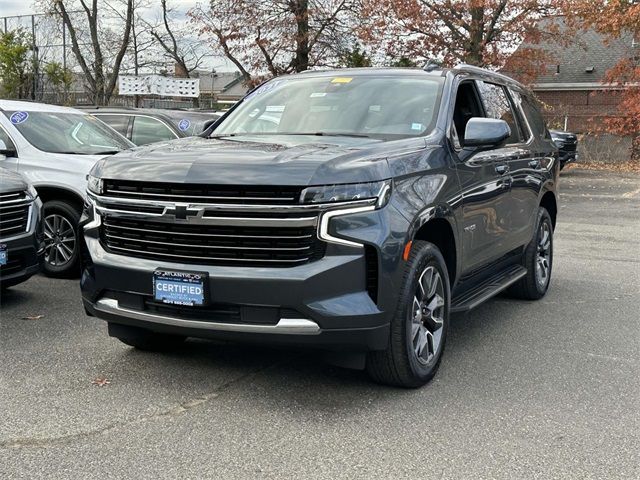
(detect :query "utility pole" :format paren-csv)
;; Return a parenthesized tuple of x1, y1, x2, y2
(31, 15, 37, 100)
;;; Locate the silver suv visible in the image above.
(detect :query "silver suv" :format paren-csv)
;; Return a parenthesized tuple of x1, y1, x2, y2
(0, 100, 133, 277)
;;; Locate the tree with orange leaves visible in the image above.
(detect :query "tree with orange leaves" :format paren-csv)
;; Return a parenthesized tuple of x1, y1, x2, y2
(566, 0, 640, 158)
(358, 0, 560, 76)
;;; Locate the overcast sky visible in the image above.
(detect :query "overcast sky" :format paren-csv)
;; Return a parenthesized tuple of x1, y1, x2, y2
(0, 0, 235, 72)
(0, 0, 201, 19)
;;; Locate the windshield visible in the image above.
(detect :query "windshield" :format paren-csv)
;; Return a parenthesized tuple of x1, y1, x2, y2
(5, 111, 133, 154)
(213, 74, 444, 139)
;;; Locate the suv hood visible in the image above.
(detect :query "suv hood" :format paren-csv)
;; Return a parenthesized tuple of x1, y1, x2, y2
(0, 167, 28, 193)
(92, 135, 418, 186)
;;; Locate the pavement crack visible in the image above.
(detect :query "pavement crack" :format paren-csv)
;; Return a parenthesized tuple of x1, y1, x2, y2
(0, 358, 290, 450)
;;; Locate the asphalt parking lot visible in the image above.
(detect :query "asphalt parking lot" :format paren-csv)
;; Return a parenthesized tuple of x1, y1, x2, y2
(1, 168, 638, 479)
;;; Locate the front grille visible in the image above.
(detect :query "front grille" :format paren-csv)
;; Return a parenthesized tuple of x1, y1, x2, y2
(0, 191, 30, 238)
(100, 216, 325, 267)
(103, 180, 303, 205)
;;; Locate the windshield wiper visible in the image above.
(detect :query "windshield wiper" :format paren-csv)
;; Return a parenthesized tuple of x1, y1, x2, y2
(92, 150, 121, 155)
(210, 132, 372, 139)
(280, 132, 372, 138)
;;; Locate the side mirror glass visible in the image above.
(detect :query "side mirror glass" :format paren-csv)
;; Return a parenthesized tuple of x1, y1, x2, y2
(464, 118, 510, 148)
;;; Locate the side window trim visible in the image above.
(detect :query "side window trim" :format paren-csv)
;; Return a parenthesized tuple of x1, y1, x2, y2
(505, 88, 534, 145)
(448, 76, 485, 152)
(477, 80, 528, 147)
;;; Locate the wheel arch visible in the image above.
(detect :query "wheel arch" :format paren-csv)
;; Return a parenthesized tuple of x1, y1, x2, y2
(411, 212, 458, 287)
(36, 186, 84, 212)
(539, 190, 557, 229)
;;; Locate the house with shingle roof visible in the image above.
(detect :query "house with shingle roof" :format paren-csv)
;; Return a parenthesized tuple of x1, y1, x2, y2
(508, 16, 636, 133)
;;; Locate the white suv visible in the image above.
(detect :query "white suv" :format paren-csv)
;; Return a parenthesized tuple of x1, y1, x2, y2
(0, 100, 133, 277)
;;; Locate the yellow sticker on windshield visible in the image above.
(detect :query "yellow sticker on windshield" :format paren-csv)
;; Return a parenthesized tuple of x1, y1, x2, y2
(331, 77, 353, 83)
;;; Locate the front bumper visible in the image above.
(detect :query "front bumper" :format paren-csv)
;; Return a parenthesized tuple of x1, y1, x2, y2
(80, 202, 409, 351)
(0, 198, 44, 288)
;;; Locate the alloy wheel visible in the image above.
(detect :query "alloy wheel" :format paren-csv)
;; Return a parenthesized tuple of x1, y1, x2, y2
(44, 214, 76, 267)
(410, 266, 445, 365)
(535, 220, 552, 289)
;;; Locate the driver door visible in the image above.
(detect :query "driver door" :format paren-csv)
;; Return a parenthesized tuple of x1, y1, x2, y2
(450, 79, 514, 274)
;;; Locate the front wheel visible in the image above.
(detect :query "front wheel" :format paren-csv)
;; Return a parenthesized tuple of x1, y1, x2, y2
(42, 200, 81, 278)
(366, 240, 450, 388)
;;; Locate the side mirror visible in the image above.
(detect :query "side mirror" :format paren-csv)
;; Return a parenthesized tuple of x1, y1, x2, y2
(464, 118, 510, 148)
(0, 139, 17, 158)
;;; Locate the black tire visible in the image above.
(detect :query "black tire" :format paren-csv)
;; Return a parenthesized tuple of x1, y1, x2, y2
(108, 323, 186, 352)
(42, 200, 81, 278)
(366, 240, 450, 388)
(508, 207, 554, 300)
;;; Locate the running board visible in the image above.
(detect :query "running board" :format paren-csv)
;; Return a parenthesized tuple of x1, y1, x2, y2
(451, 265, 527, 313)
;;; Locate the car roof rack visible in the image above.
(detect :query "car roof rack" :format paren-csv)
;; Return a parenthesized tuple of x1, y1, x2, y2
(422, 59, 443, 72)
(453, 63, 524, 86)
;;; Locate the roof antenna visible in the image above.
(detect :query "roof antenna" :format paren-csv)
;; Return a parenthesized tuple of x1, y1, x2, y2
(422, 59, 442, 72)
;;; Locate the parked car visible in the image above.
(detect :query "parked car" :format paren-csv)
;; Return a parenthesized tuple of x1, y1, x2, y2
(0, 100, 134, 277)
(550, 129, 578, 169)
(0, 166, 44, 289)
(81, 66, 559, 388)
(88, 108, 221, 146)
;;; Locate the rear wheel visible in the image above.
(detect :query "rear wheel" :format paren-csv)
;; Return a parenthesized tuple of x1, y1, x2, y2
(108, 323, 186, 352)
(366, 240, 450, 388)
(42, 200, 81, 278)
(508, 207, 553, 300)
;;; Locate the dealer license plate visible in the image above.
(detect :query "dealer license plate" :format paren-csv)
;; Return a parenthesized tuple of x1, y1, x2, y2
(153, 270, 206, 306)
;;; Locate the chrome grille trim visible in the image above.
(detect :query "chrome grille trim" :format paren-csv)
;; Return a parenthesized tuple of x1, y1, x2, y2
(0, 192, 32, 238)
(105, 245, 312, 264)
(102, 221, 314, 240)
(90, 192, 375, 212)
(105, 234, 313, 251)
(103, 189, 297, 202)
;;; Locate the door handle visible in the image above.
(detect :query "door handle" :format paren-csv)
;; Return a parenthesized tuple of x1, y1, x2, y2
(528, 159, 541, 169)
(495, 164, 509, 175)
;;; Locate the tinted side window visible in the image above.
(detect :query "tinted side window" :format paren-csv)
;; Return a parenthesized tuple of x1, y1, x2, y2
(95, 114, 130, 137)
(131, 116, 177, 146)
(521, 95, 550, 139)
(477, 81, 523, 144)
(0, 126, 17, 154)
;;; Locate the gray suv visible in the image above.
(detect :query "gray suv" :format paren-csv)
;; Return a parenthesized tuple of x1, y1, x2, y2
(81, 66, 559, 387)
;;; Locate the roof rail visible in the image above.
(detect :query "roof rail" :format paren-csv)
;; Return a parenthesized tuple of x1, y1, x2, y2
(453, 63, 524, 85)
(422, 59, 442, 72)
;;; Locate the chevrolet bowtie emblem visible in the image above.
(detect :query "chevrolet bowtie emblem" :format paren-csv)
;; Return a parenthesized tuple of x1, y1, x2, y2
(169, 204, 201, 220)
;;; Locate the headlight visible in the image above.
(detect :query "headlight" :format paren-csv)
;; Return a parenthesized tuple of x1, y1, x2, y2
(87, 174, 103, 195)
(301, 180, 391, 208)
(26, 184, 38, 200)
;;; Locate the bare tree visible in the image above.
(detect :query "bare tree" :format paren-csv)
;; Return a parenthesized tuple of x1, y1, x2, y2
(150, 0, 209, 106)
(47, 0, 134, 105)
(189, 0, 357, 84)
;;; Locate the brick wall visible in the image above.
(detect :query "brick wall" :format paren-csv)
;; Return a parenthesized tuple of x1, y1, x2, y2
(534, 89, 623, 133)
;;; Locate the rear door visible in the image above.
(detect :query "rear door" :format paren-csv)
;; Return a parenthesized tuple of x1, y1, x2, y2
(500, 89, 546, 248)
(475, 81, 531, 255)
